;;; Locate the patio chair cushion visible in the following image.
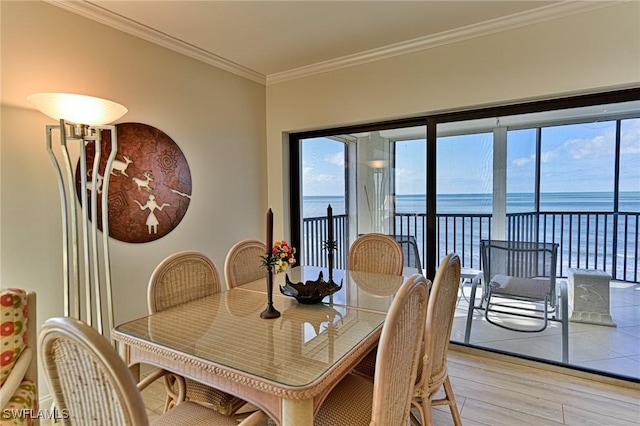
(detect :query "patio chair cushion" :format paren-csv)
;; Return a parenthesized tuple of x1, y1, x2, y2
(490, 274, 550, 300)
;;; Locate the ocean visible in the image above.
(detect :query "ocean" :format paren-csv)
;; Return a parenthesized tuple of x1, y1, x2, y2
(303, 192, 640, 218)
(302, 192, 639, 281)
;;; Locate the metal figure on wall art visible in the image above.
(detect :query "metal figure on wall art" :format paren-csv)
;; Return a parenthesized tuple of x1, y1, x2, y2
(75, 122, 192, 243)
(134, 194, 170, 235)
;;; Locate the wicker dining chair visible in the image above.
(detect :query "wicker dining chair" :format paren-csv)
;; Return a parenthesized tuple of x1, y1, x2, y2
(224, 239, 267, 289)
(350, 233, 404, 379)
(411, 253, 462, 426)
(148, 251, 248, 416)
(38, 316, 268, 426)
(313, 274, 428, 425)
(348, 233, 404, 275)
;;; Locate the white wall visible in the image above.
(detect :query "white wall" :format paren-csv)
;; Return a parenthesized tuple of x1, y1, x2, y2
(2, 0, 639, 405)
(266, 2, 640, 235)
(1, 0, 266, 399)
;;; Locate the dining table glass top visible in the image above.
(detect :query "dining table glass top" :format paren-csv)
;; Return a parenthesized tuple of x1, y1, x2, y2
(114, 267, 411, 388)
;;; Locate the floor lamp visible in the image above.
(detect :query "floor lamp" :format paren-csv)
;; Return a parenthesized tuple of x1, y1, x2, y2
(368, 159, 387, 233)
(28, 93, 127, 338)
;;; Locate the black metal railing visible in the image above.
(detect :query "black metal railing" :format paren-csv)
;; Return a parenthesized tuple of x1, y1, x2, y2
(302, 214, 349, 269)
(302, 211, 639, 283)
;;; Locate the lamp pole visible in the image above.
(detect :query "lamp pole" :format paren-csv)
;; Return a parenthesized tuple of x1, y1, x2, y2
(30, 93, 127, 340)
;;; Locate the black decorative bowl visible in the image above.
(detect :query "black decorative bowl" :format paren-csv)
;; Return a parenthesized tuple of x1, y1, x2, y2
(279, 271, 342, 304)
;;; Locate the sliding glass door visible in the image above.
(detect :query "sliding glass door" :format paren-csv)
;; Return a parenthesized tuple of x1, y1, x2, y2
(293, 124, 428, 270)
(289, 89, 640, 380)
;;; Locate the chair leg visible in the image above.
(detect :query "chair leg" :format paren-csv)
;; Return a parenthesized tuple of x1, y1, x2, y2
(420, 395, 435, 426)
(464, 279, 481, 343)
(442, 376, 462, 426)
(162, 373, 186, 412)
(559, 281, 569, 363)
(410, 398, 425, 426)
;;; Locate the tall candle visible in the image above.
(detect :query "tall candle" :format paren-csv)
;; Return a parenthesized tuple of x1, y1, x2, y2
(266, 208, 273, 257)
(327, 204, 333, 242)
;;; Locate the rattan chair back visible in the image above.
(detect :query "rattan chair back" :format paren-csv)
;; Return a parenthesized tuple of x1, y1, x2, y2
(413, 253, 462, 425)
(39, 317, 266, 426)
(314, 274, 428, 426)
(371, 274, 428, 424)
(147, 251, 247, 416)
(148, 251, 222, 313)
(224, 239, 267, 289)
(40, 318, 149, 425)
(348, 233, 403, 275)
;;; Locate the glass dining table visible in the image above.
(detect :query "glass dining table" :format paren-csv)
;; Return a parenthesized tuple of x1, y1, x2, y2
(113, 266, 413, 426)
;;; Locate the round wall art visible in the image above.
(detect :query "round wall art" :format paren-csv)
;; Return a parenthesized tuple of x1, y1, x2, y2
(75, 122, 192, 243)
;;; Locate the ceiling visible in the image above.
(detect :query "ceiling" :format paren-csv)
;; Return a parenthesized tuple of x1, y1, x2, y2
(49, 0, 613, 85)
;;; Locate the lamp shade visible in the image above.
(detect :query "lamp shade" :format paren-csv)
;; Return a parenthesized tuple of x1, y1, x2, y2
(367, 160, 388, 169)
(27, 93, 127, 126)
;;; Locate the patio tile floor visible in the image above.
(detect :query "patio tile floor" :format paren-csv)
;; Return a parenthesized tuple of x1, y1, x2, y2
(453, 279, 640, 382)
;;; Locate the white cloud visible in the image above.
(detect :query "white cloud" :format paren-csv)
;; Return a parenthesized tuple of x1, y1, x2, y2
(512, 156, 533, 167)
(540, 150, 558, 163)
(325, 151, 344, 166)
(303, 166, 337, 183)
(395, 167, 416, 178)
(541, 120, 640, 163)
(313, 173, 337, 182)
(563, 135, 608, 159)
(621, 120, 640, 154)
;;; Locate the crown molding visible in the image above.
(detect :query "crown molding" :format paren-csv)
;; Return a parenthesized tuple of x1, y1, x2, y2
(267, 1, 622, 85)
(46, 0, 266, 85)
(47, 1, 621, 87)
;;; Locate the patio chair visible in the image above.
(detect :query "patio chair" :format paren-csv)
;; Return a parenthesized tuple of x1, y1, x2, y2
(411, 253, 462, 426)
(348, 233, 404, 276)
(464, 239, 569, 363)
(38, 316, 268, 426)
(390, 234, 423, 274)
(148, 251, 248, 415)
(313, 274, 428, 425)
(224, 239, 267, 289)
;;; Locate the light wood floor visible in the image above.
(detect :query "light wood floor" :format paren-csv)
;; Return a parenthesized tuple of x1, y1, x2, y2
(437, 349, 639, 426)
(139, 348, 640, 425)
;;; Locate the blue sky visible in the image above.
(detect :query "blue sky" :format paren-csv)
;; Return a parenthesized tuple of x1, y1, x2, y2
(302, 118, 640, 196)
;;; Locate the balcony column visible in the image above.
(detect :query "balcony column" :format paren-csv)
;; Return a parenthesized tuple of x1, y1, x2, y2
(493, 125, 508, 239)
(357, 132, 390, 234)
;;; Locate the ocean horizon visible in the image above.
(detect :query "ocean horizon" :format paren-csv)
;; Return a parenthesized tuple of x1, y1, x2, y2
(302, 191, 638, 281)
(303, 191, 640, 218)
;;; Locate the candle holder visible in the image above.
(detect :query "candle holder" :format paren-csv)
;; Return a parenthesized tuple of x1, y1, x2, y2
(261, 263, 281, 319)
(261, 208, 280, 319)
(323, 239, 338, 285)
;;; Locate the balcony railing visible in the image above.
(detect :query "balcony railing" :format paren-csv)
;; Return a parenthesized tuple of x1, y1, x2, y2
(302, 211, 639, 283)
(302, 214, 349, 270)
